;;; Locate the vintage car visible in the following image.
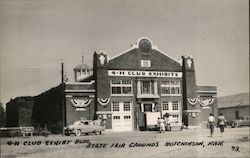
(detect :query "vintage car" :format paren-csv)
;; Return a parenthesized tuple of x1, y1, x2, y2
(216, 120, 230, 128)
(230, 116, 250, 128)
(64, 120, 105, 136)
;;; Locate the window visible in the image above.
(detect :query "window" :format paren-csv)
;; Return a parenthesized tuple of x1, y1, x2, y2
(112, 102, 119, 111)
(77, 70, 81, 76)
(161, 87, 170, 94)
(124, 115, 131, 119)
(112, 80, 121, 84)
(82, 70, 86, 75)
(144, 103, 152, 112)
(123, 102, 131, 111)
(141, 60, 151, 67)
(172, 101, 179, 110)
(113, 116, 120, 120)
(122, 80, 131, 84)
(141, 81, 152, 94)
(112, 101, 132, 113)
(175, 87, 180, 94)
(112, 87, 122, 94)
(122, 87, 132, 94)
(83, 122, 89, 125)
(162, 101, 169, 110)
(162, 101, 180, 111)
(111, 80, 132, 95)
(172, 115, 179, 118)
(161, 80, 180, 95)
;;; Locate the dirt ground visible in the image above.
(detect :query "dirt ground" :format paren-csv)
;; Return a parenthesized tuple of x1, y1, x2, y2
(1, 127, 249, 158)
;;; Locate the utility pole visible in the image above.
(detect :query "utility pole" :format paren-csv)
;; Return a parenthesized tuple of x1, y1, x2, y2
(61, 59, 64, 83)
(61, 59, 65, 136)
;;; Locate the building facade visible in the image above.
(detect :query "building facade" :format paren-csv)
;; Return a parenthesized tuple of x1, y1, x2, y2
(65, 38, 217, 131)
(218, 92, 249, 121)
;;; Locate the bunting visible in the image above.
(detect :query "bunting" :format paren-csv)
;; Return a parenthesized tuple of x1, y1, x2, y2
(187, 98, 199, 105)
(199, 98, 215, 107)
(97, 98, 110, 106)
(187, 97, 215, 107)
(70, 98, 91, 111)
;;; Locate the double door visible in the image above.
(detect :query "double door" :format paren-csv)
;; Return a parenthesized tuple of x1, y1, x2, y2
(112, 102, 132, 131)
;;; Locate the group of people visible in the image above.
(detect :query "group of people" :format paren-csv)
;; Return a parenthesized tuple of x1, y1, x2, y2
(157, 117, 171, 133)
(208, 113, 226, 137)
(157, 113, 226, 136)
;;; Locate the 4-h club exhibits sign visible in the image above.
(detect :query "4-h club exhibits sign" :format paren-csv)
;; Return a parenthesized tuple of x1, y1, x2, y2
(108, 70, 182, 78)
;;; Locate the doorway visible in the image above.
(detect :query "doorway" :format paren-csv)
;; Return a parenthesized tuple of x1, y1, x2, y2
(143, 103, 152, 112)
(235, 111, 239, 119)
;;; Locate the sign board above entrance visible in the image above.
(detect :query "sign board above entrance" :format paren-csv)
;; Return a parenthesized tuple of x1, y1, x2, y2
(108, 70, 182, 78)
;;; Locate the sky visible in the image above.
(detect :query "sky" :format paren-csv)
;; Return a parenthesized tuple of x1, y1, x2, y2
(0, 0, 249, 107)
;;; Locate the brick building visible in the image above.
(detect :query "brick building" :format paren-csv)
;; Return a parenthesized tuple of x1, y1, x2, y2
(64, 38, 217, 131)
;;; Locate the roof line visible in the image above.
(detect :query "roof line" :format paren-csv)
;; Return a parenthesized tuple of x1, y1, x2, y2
(218, 104, 250, 108)
(109, 37, 181, 64)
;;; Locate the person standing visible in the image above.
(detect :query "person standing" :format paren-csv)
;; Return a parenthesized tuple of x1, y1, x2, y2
(218, 113, 226, 137)
(158, 117, 165, 133)
(164, 115, 171, 131)
(208, 113, 215, 137)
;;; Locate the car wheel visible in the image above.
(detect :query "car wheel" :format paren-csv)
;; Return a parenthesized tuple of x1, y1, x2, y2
(75, 130, 81, 136)
(231, 122, 236, 128)
(94, 131, 102, 135)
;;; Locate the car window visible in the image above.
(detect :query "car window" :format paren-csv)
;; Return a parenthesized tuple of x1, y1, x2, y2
(73, 121, 82, 126)
(83, 122, 89, 125)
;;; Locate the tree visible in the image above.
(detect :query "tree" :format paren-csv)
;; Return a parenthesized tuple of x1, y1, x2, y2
(0, 102, 6, 127)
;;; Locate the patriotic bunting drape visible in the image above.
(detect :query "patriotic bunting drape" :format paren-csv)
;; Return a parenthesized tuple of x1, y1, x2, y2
(97, 98, 110, 106)
(187, 98, 198, 105)
(70, 98, 91, 111)
(187, 97, 215, 107)
(198, 98, 215, 107)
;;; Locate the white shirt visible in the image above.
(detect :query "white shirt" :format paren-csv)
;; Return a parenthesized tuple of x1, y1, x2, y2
(208, 116, 215, 122)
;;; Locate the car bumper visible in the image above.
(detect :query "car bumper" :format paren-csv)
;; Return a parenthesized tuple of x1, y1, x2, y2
(64, 128, 75, 134)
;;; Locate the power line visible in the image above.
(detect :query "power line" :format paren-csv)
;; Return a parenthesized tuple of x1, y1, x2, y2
(0, 67, 60, 73)
(0, 54, 63, 61)
(0, 55, 81, 64)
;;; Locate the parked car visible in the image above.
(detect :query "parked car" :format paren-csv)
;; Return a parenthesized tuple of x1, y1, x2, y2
(64, 120, 105, 136)
(216, 120, 230, 128)
(230, 116, 250, 128)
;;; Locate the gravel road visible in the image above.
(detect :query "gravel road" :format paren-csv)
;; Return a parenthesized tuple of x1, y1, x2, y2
(1, 127, 249, 158)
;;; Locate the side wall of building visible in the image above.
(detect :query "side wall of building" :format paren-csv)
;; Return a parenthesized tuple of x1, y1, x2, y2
(218, 106, 250, 121)
(6, 85, 64, 133)
(6, 97, 34, 127)
(65, 93, 95, 125)
(65, 83, 96, 126)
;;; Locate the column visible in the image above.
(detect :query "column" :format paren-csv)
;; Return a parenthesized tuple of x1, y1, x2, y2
(152, 102, 155, 112)
(74, 71, 77, 82)
(141, 103, 144, 112)
(137, 80, 141, 95)
(154, 81, 158, 95)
